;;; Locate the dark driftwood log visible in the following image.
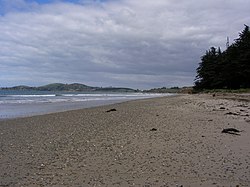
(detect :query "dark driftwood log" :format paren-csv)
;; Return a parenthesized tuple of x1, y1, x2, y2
(106, 108, 117, 113)
(225, 112, 239, 116)
(221, 128, 241, 135)
(150, 128, 157, 131)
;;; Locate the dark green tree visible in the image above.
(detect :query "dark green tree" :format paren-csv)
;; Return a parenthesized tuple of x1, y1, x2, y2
(195, 47, 222, 89)
(195, 25, 250, 90)
(235, 25, 250, 88)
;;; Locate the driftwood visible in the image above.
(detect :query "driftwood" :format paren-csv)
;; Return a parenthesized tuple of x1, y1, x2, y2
(150, 128, 157, 131)
(106, 108, 117, 113)
(225, 112, 239, 116)
(221, 128, 241, 135)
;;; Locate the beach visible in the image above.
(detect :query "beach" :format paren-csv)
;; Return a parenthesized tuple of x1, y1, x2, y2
(0, 94, 250, 186)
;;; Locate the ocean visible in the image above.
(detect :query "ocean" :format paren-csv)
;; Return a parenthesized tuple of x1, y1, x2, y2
(0, 90, 172, 119)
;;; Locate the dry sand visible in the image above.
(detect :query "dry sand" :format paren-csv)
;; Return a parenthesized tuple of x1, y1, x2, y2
(0, 94, 250, 186)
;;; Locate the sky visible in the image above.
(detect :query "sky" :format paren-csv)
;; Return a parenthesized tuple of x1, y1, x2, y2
(0, 0, 249, 89)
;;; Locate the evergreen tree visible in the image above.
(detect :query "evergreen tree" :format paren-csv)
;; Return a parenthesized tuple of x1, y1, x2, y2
(235, 25, 250, 87)
(195, 25, 250, 90)
(195, 47, 221, 89)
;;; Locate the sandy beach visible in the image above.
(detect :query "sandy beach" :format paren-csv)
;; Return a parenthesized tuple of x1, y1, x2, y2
(0, 94, 250, 186)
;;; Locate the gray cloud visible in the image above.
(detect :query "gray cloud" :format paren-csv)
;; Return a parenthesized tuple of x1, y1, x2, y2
(0, 0, 250, 89)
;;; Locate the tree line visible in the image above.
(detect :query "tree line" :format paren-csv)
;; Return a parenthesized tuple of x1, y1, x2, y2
(195, 25, 250, 90)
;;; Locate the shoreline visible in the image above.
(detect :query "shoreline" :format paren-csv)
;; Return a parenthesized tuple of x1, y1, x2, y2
(0, 93, 173, 120)
(0, 99, 130, 121)
(0, 94, 250, 186)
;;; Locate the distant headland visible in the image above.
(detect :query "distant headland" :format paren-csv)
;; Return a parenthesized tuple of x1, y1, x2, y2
(0, 83, 195, 93)
(0, 83, 138, 92)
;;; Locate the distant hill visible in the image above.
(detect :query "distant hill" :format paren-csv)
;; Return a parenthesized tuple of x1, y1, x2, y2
(0, 83, 137, 92)
(95, 87, 137, 92)
(36, 83, 95, 91)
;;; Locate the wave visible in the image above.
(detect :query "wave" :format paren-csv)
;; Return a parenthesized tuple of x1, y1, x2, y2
(8, 94, 56, 97)
(1, 92, 170, 98)
(60, 93, 168, 97)
(0, 93, 173, 104)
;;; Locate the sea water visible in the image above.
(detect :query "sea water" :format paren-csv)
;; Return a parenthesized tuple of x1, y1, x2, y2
(0, 90, 172, 119)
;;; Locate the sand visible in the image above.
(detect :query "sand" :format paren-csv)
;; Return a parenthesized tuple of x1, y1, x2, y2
(0, 94, 250, 186)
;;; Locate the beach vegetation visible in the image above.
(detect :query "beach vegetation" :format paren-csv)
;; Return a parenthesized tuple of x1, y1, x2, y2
(143, 87, 180, 93)
(195, 25, 250, 90)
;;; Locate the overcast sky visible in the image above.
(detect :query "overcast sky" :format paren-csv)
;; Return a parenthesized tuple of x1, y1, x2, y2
(0, 0, 249, 89)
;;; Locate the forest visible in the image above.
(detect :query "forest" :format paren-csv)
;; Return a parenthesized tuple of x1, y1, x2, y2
(195, 25, 250, 90)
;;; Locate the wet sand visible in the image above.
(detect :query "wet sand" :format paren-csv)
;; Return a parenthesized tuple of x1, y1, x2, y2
(0, 94, 250, 186)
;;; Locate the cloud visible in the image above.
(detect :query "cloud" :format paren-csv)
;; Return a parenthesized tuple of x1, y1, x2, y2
(0, 0, 250, 88)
